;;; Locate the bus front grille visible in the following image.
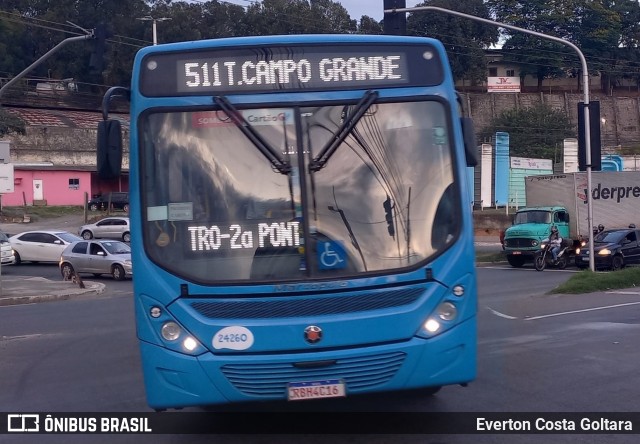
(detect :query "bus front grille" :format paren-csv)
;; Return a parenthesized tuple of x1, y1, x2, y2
(190, 288, 424, 319)
(221, 351, 406, 397)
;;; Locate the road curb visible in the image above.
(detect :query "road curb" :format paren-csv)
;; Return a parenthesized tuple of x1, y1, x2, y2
(0, 281, 106, 307)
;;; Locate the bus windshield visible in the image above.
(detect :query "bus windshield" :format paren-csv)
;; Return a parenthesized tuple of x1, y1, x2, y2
(140, 99, 459, 284)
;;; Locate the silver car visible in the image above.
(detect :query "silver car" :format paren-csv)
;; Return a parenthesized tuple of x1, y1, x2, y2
(59, 240, 132, 281)
(78, 217, 131, 242)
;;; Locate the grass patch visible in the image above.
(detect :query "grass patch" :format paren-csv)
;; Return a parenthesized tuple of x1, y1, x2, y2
(551, 267, 640, 294)
(476, 252, 505, 263)
(1, 205, 84, 221)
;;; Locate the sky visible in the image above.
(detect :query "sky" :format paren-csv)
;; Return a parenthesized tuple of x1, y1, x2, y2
(222, 1, 423, 22)
(329, 0, 423, 21)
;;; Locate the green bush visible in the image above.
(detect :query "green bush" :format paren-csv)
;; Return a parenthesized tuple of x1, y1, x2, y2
(551, 267, 640, 294)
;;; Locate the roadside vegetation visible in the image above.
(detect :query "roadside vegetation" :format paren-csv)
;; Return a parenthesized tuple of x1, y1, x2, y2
(0, 205, 84, 221)
(551, 267, 640, 294)
(475, 249, 640, 294)
(476, 252, 505, 263)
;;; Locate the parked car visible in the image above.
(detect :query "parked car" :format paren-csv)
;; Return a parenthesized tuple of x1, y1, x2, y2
(59, 240, 132, 281)
(0, 231, 16, 265)
(9, 230, 82, 264)
(79, 217, 131, 242)
(88, 192, 129, 212)
(576, 227, 640, 270)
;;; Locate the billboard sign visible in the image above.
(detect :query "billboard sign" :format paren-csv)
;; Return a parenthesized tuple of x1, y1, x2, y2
(487, 76, 520, 93)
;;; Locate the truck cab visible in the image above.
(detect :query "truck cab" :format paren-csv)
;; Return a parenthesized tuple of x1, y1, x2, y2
(502, 206, 570, 267)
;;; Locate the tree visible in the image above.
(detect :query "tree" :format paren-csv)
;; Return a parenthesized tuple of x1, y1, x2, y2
(310, 0, 357, 34)
(357, 16, 383, 35)
(244, 0, 318, 35)
(480, 104, 574, 161)
(490, 0, 640, 92)
(0, 8, 31, 79)
(617, 0, 640, 90)
(406, 0, 499, 84)
(488, 0, 577, 91)
(0, 109, 25, 137)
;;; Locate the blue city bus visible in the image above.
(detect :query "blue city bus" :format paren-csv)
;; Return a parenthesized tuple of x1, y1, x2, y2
(97, 34, 478, 410)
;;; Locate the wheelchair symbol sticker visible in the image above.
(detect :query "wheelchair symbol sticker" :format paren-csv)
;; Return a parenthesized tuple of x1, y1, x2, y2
(318, 241, 347, 270)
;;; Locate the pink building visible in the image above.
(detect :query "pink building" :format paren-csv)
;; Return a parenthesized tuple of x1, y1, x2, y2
(3, 165, 129, 207)
(2, 107, 130, 208)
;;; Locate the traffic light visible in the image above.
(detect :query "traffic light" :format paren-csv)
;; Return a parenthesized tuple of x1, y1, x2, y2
(577, 101, 602, 171)
(89, 24, 112, 74)
(97, 119, 123, 179)
(383, 0, 406, 35)
(383, 196, 395, 237)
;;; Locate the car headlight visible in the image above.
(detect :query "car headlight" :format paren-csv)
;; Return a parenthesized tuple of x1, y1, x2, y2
(531, 240, 539, 247)
(598, 248, 612, 256)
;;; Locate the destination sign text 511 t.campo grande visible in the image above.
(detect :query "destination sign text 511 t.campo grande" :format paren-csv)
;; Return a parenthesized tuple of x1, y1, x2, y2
(139, 44, 444, 96)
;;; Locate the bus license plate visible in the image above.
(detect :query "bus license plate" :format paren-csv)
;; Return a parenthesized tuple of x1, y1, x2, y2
(287, 379, 345, 401)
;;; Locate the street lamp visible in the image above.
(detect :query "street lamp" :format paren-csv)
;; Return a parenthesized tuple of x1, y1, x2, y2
(137, 16, 171, 45)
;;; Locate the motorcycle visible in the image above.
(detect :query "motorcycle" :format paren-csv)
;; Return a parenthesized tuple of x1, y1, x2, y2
(534, 241, 570, 271)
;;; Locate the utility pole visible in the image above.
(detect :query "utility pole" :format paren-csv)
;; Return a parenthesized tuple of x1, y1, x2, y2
(385, 5, 596, 272)
(0, 31, 94, 103)
(137, 16, 171, 45)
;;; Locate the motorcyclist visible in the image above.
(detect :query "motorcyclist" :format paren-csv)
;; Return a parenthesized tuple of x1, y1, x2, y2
(547, 226, 563, 263)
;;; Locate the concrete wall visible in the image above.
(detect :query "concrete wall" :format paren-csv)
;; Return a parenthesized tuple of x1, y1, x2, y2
(8, 126, 130, 169)
(3, 92, 639, 169)
(461, 92, 640, 149)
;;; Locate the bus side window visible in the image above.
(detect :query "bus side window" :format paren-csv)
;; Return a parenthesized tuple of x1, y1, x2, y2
(431, 184, 457, 251)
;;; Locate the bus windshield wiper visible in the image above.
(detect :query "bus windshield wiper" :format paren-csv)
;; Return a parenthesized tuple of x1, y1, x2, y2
(213, 96, 292, 174)
(309, 90, 378, 172)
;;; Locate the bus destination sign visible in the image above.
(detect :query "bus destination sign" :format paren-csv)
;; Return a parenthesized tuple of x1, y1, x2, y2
(139, 44, 444, 96)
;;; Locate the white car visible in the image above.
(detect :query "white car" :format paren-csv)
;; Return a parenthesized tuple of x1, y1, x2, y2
(78, 217, 131, 242)
(9, 230, 82, 264)
(0, 231, 15, 265)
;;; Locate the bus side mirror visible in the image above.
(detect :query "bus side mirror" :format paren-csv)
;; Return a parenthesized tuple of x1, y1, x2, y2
(97, 119, 123, 179)
(461, 117, 477, 167)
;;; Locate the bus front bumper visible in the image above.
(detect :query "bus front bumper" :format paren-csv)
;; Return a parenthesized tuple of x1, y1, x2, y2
(138, 317, 476, 410)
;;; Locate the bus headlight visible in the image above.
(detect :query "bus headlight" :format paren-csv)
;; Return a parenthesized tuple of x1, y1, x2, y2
(424, 319, 441, 333)
(159, 321, 205, 354)
(437, 302, 457, 321)
(419, 301, 459, 337)
(141, 294, 206, 356)
(161, 322, 182, 341)
(183, 337, 198, 352)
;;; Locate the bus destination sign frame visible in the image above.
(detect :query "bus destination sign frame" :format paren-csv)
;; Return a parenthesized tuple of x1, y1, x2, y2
(139, 43, 444, 96)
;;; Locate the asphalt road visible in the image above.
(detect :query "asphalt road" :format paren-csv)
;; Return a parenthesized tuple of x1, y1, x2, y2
(1, 264, 639, 443)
